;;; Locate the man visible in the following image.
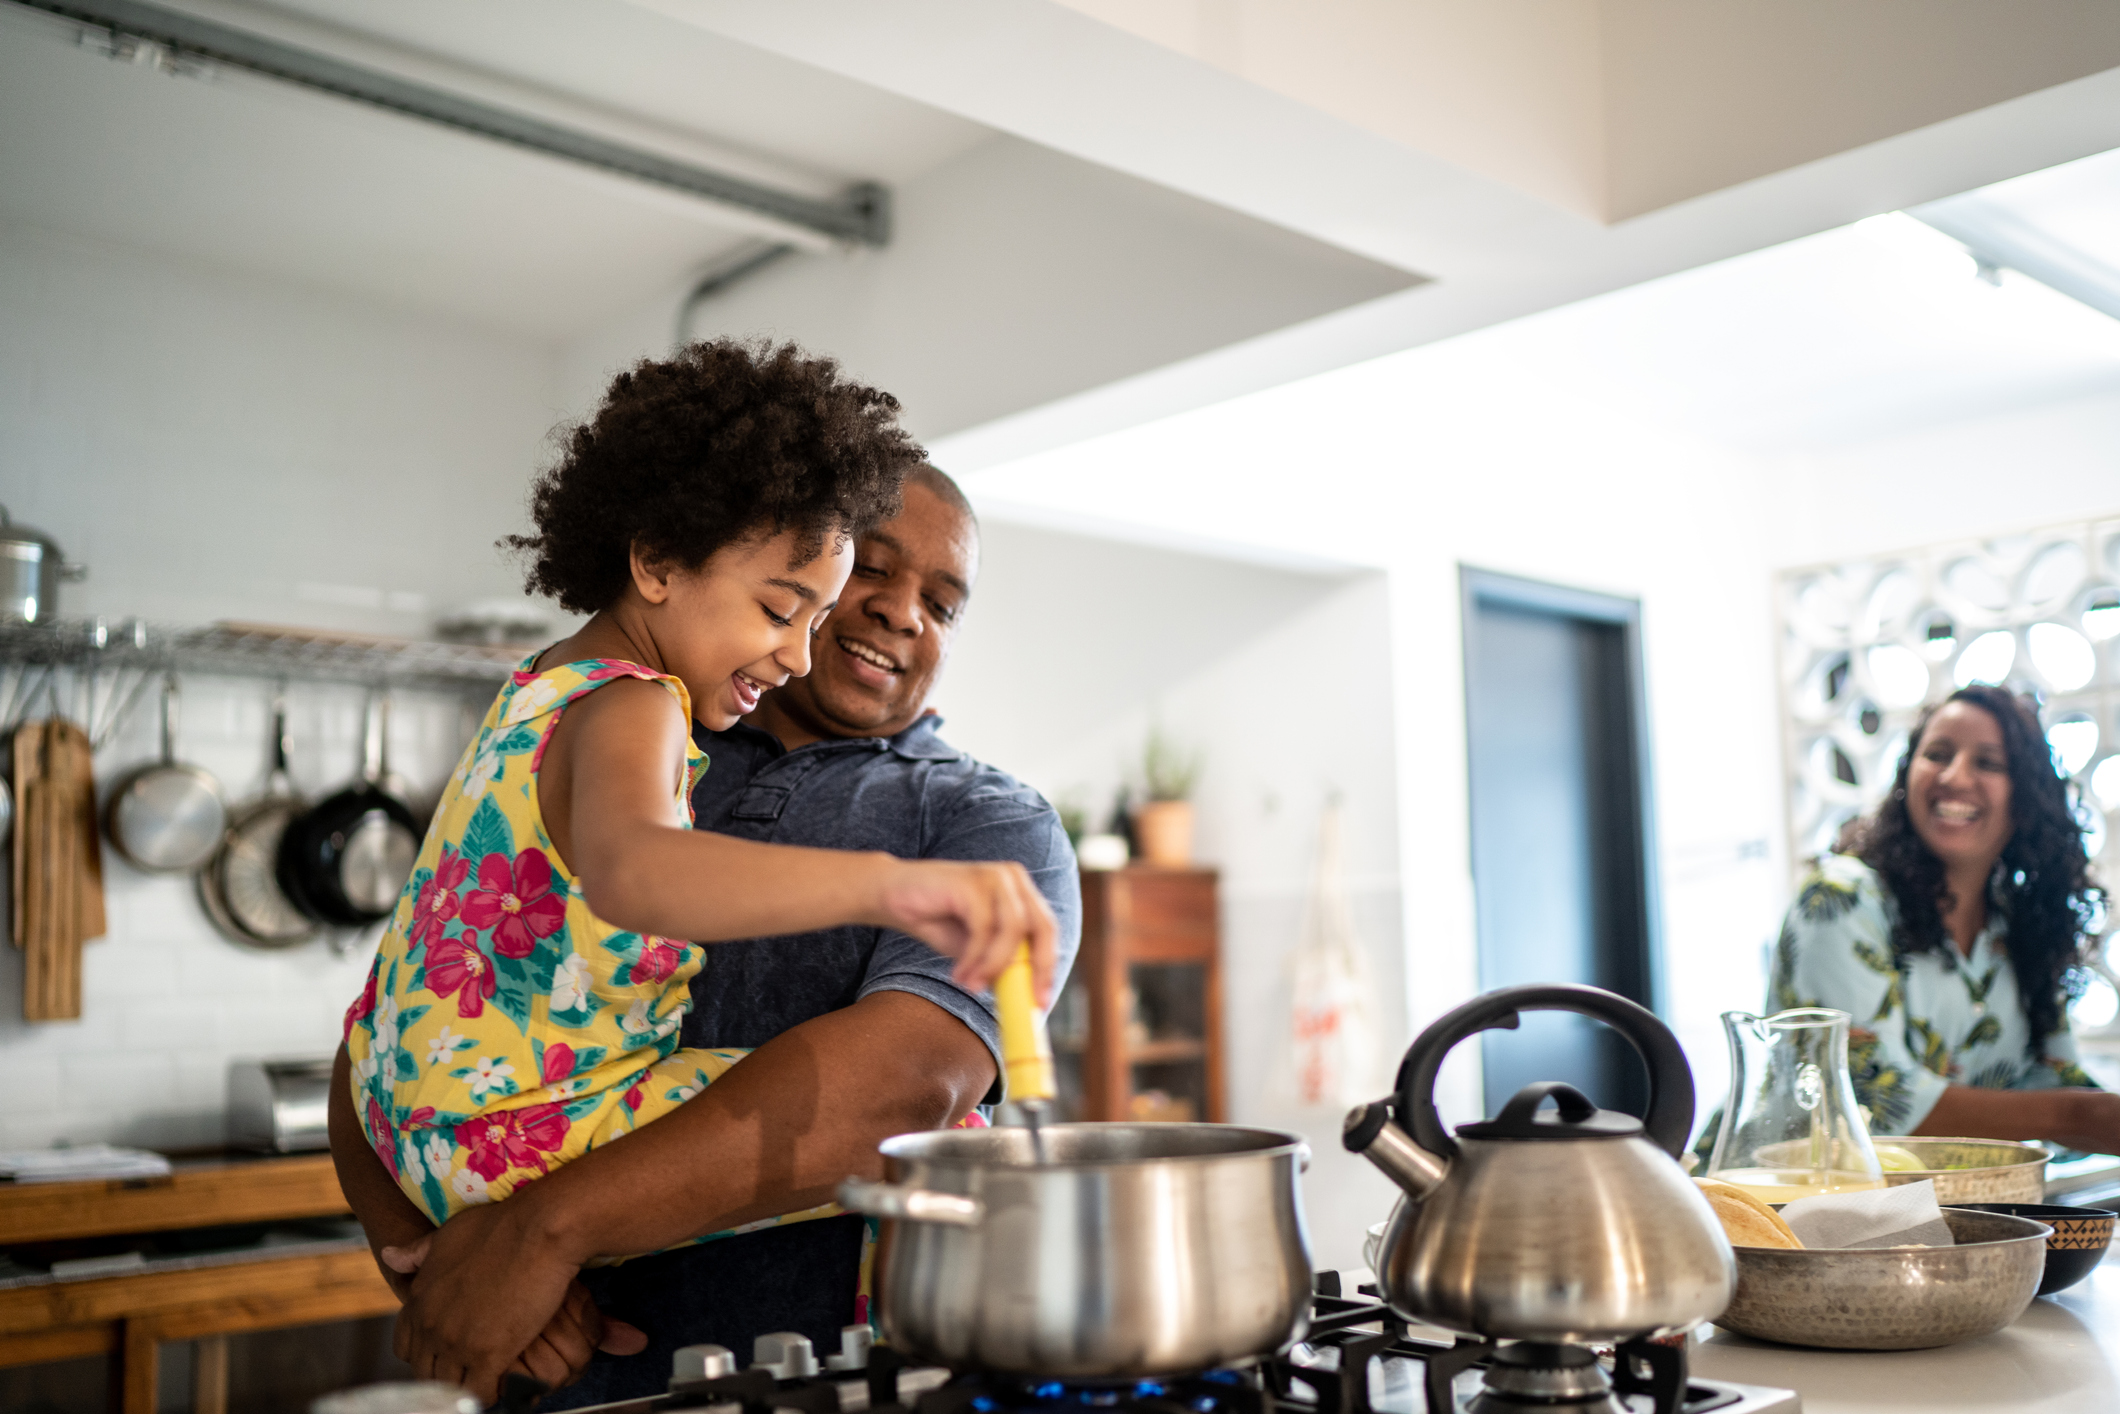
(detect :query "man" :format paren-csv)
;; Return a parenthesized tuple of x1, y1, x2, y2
(336, 466, 1080, 1406)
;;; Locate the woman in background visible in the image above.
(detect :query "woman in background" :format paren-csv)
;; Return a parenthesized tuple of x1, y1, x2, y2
(1772, 683, 2118, 1153)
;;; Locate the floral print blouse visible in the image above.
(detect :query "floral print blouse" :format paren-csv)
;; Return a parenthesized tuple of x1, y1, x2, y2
(1770, 853, 2099, 1134)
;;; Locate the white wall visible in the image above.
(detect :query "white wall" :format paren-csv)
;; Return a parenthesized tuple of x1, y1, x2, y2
(959, 332, 1798, 1249)
(0, 220, 558, 1149)
(937, 521, 1406, 1266)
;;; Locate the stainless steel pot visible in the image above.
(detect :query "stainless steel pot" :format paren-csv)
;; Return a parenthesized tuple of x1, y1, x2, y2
(840, 1123, 1312, 1377)
(0, 505, 86, 624)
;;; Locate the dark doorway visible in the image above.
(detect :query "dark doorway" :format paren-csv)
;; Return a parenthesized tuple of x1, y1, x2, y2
(1461, 568, 1662, 1119)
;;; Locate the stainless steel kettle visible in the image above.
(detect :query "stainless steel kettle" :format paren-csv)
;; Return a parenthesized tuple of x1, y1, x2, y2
(1344, 983, 1735, 1343)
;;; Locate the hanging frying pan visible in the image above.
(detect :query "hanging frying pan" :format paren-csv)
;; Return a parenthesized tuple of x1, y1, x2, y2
(200, 693, 318, 947)
(105, 674, 227, 873)
(278, 693, 420, 927)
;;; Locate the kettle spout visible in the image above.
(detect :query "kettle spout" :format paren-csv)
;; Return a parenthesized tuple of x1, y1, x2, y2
(1342, 1101, 1448, 1198)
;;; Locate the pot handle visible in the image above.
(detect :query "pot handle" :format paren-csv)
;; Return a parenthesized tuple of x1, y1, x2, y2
(837, 1179, 985, 1227)
(1393, 984, 1694, 1163)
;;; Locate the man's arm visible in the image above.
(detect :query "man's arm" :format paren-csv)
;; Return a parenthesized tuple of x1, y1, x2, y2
(1915, 1083, 2120, 1153)
(329, 1045, 640, 1392)
(390, 990, 995, 1399)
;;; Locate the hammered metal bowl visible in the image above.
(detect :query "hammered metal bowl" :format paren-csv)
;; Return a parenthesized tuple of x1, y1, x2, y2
(1875, 1137, 2050, 1203)
(1715, 1208, 2050, 1350)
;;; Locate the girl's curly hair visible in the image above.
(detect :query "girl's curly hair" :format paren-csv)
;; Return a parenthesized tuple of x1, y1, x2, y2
(1846, 684, 2104, 1052)
(506, 339, 921, 614)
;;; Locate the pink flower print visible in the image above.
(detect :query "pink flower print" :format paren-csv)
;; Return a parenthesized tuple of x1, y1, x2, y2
(366, 1098, 399, 1182)
(541, 1043, 575, 1085)
(342, 968, 378, 1041)
(582, 662, 647, 681)
(629, 937, 684, 985)
(458, 1103, 568, 1180)
(408, 850, 470, 955)
(623, 1081, 644, 1112)
(427, 936, 498, 1019)
(463, 850, 566, 960)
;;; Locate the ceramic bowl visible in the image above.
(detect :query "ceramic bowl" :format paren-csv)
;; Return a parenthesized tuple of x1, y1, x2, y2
(1715, 1208, 2050, 1350)
(1873, 1137, 2050, 1204)
(1953, 1202, 2116, 1295)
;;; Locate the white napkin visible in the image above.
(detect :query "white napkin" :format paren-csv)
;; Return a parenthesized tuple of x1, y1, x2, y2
(0, 1144, 172, 1183)
(1781, 1178, 1956, 1249)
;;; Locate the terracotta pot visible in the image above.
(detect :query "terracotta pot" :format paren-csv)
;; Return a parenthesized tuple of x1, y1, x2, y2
(1133, 800, 1194, 867)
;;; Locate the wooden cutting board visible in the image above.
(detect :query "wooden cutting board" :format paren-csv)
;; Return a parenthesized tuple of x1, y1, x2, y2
(12, 719, 103, 1021)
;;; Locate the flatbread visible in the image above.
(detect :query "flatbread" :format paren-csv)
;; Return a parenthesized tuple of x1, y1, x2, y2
(1695, 1177, 1803, 1249)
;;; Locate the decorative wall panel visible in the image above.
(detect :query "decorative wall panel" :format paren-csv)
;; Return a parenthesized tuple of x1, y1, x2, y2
(1774, 515, 2120, 886)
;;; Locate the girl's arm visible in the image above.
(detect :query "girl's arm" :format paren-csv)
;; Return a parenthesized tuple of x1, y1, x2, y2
(550, 679, 1057, 1000)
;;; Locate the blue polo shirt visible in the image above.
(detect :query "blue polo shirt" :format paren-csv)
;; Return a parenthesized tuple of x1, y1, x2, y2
(680, 712, 1082, 1092)
(552, 714, 1079, 1409)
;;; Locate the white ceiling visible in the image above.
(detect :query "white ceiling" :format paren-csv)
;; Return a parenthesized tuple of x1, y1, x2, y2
(949, 141, 2120, 571)
(8, 0, 2120, 443)
(0, 0, 994, 340)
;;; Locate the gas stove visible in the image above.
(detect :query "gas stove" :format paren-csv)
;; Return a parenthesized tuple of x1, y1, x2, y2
(562, 1278, 1798, 1414)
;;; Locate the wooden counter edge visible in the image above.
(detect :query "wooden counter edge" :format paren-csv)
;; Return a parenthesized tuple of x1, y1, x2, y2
(0, 1154, 351, 1246)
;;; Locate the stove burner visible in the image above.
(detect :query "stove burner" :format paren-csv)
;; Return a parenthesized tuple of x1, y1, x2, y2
(558, 1277, 1790, 1414)
(1286, 1281, 1741, 1414)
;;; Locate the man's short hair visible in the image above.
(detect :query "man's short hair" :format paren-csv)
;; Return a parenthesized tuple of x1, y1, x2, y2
(909, 464, 977, 535)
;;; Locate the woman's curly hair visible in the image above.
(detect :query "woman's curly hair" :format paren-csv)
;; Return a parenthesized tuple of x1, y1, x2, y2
(506, 338, 922, 614)
(1846, 684, 2104, 1052)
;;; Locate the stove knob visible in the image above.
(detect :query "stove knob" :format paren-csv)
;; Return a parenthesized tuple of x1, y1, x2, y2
(673, 1344, 738, 1382)
(753, 1332, 820, 1380)
(823, 1325, 873, 1372)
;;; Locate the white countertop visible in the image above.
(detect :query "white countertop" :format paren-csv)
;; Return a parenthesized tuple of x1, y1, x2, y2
(1693, 1246, 2119, 1412)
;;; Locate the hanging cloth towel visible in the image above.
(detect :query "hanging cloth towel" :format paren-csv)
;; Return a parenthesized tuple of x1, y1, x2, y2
(1286, 799, 1381, 1109)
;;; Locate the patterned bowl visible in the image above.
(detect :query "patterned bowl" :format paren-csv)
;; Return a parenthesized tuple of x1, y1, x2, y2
(1954, 1202, 2116, 1295)
(1875, 1137, 2050, 1204)
(1715, 1208, 2050, 1350)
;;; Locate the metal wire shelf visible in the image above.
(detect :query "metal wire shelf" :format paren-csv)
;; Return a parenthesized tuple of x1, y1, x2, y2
(0, 618, 525, 743)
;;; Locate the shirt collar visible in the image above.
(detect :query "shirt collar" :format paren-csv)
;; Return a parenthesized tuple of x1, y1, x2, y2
(699, 713, 962, 762)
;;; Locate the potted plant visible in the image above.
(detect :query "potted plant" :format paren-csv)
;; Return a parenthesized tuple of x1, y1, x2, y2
(1132, 724, 1201, 867)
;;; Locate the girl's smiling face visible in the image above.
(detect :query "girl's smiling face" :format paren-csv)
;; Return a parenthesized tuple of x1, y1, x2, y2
(633, 527, 854, 731)
(1906, 699, 2015, 874)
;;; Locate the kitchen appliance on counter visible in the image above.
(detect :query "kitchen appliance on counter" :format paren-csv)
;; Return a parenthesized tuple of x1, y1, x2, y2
(1344, 984, 1736, 1413)
(538, 1279, 1799, 1414)
(228, 1055, 335, 1152)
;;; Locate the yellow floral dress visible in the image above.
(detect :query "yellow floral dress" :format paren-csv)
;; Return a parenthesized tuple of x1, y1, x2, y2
(342, 657, 841, 1249)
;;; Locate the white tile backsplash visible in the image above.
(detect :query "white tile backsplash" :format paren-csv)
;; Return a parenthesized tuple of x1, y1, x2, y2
(0, 675, 480, 1152)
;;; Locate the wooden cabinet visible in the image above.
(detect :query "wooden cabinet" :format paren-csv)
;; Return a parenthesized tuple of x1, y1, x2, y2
(0, 1155, 395, 1414)
(1055, 867, 1224, 1123)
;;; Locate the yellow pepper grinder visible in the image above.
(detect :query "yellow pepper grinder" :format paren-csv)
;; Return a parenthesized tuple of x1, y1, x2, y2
(994, 942, 1056, 1102)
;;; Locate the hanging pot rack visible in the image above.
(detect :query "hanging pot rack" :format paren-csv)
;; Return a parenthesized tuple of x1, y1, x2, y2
(0, 617, 525, 747)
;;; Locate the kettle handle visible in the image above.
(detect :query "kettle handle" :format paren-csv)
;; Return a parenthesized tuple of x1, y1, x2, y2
(1394, 983, 1694, 1161)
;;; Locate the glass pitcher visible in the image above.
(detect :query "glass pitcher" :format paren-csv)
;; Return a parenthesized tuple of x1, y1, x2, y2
(1706, 1007, 1884, 1203)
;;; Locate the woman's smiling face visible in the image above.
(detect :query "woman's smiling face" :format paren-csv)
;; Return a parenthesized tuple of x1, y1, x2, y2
(1905, 698, 2014, 874)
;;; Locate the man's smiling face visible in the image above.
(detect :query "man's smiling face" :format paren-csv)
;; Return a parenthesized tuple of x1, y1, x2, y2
(753, 475, 978, 746)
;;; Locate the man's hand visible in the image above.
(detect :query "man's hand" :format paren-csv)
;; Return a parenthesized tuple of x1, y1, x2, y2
(873, 858, 1057, 1004)
(387, 1192, 581, 1402)
(383, 1238, 645, 1392)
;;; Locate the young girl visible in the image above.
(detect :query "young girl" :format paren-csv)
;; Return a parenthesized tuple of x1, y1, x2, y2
(341, 340, 1054, 1250)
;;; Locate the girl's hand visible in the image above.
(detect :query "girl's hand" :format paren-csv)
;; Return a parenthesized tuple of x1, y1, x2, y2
(874, 858, 1058, 1004)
